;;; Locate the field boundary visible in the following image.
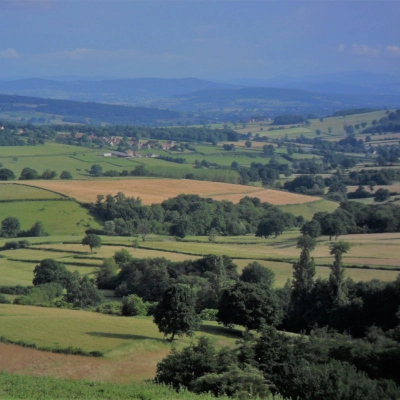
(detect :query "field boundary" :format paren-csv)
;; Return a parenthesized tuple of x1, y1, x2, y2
(0, 336, 103, 357)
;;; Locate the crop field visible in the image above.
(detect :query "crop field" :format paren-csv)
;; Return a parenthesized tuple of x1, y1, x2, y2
(0, 199, 101, 235)
(279, 199, 338, 220)
(234, 110, 390, 141)
(17, 178, 322, 205)
(0, 305, 242, 383)
(0, 183, 63, 200)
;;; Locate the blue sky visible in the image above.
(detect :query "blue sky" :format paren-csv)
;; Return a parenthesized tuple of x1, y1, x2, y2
(0, 0, 399, 80)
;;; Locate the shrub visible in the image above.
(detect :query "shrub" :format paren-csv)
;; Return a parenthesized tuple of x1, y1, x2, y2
(96, 301, 123, 315)
(0, 294, 11, 304)
(60, 170, 72, 179)
(122, 294, 147, 316)
(200, 308, 218, 321)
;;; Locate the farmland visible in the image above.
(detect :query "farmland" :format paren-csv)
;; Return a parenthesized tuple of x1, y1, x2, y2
(0, 108, 400, 398)
(14, 178, 323, 206)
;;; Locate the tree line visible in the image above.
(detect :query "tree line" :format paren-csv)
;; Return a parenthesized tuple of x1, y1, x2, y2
(90, 193, 299, 238)
(301, 201, 400, 238)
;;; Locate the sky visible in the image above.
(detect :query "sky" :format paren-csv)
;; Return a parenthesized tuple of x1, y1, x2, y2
(0, 0, 399, 81)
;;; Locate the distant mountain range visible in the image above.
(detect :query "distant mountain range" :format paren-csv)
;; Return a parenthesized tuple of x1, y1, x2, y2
(225, 71, 400, 95)
(0, 77, 236, 104)
(0, 72, 399, 124)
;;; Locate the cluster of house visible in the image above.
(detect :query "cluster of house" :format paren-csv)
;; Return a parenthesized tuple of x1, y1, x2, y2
(99, 150, 159, 158)
(98, 138, 175, 158)
(97, 135, 174, 151)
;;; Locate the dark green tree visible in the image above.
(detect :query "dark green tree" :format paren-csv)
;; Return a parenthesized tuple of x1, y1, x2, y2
(1, 216, 21, 237)
(217, 281, 282, 330)
(96, 258, 119, 289)
(0, 168, 15, 180)
(155, 337, 220, 389)
(329, 241, 351, 304)
(240, 262, 274, 288)
(89, 164, 103, 177)
(19, 167, 39, 180)
(153, 284, 200, 341)
(301, 220, 321, 238)
(81, 233, 102, 252)
(60, 170, 72, 179)
(65, 273, 104, 308)
(41, 169, 57, 179)
(26, 221, 47, 237)
(32, 258, 72, 288)
(255, 215, 285, 239)
(292, 235, 316, 295)
(374, 188, 390, 202)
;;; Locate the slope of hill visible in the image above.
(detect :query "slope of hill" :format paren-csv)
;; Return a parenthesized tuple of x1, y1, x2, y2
(0, 93, 181, 125)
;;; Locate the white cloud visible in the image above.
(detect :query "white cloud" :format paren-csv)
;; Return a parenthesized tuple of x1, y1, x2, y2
(0, 48, 20, 59)
(41, 48, 191, 64)
(350, 44, 381, 57)
(337, 44, 345, 53)
(48, 48, 137, 61)
(386, 45, 400, 56)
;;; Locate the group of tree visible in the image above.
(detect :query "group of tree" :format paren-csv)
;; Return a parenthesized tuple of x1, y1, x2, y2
(18, 167, 71, 180)
(231, 159, 291, 186)
(301, 201, 400, 238)
(0, 167, 72, 181)
(13, 258, 104, 308)
(91, 193, 299, 238)
(362, 109, 400, 135)
(1, 217, 48, 238)
(152, 236, 400, 398)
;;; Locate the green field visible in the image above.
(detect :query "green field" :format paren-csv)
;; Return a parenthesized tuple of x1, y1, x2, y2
(0, 305, 242, 355)
(0, 372, 246, 400)
(0, 200, 101, 235)
(279, 199, 339, 220)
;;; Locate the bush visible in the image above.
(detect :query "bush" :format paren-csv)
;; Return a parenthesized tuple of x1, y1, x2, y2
(200, 308, 218, 321)
(122, 294, 147, 316)
(0, 294, 11, 304)
(96, 301, 123, 315)
(4, 241, 18, 250)
(60, 170, 72, 179)
(0, 285, 30, 295)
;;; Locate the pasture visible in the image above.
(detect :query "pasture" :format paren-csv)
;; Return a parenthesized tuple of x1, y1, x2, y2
(0, 304, 242, 383)
(3, 230, 398, 291)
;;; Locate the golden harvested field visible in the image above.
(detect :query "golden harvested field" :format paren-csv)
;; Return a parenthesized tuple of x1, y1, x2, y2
(15, 179, 319, 205)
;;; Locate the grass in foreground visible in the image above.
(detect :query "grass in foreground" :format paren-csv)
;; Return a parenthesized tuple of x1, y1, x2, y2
(0, 371, 243, 400)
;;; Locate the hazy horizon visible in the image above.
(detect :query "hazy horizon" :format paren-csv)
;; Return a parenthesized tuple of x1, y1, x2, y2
(1, 1, 399, 82)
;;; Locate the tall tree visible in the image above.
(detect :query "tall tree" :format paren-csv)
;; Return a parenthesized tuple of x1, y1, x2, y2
(153, 284, 200, 341)
(329, 241, 351, 304)
(292, 235, 316, 296)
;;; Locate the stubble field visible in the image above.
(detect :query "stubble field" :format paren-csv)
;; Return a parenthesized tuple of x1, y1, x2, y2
(14, 178, 321, 205)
